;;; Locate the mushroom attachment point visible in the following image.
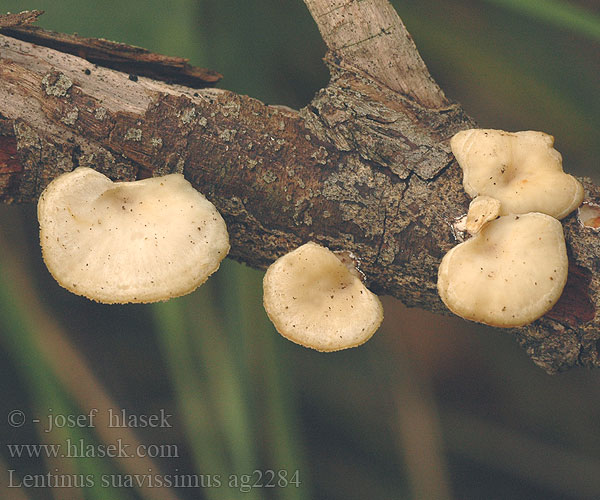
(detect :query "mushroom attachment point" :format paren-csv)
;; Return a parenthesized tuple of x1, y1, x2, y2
(437, 213, 568, 327)
(451, 129, 584, 219)
(38, 167, 230, 303)
(263, 242, 384, 351)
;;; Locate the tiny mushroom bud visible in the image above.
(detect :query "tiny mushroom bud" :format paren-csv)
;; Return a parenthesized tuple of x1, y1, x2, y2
(263, 242, 383, 351)
(437, 213, 568, 327)
(465, 195, 501, 235)
(451, 129, 584, 219)
(38, 167, 229, 303)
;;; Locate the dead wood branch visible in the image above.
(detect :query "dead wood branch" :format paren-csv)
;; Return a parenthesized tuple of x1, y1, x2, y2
(1, 2, 598, 373)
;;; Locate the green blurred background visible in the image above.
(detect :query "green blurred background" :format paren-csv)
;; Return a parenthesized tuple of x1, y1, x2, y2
(0, 1, 599, 499)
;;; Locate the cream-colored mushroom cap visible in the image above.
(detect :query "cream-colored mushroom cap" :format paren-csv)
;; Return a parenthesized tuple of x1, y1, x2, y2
(437, 213, 567, 327)
(38, 167, 229, 303)
(466, 195, 501, 234)
(451, 129, 583, 219)
(263, 242, 383, 351)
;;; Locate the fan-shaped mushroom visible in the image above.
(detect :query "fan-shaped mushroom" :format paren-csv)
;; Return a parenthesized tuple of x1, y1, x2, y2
(451, 129, 583, 219)
(263, 242, 383, 351)
(437, 213, 568, 327)
(38, 167, 229, 303)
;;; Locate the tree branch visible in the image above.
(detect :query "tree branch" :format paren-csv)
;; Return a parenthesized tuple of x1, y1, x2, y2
(1, 1, 599, 373)
(303, 0, 447, 108)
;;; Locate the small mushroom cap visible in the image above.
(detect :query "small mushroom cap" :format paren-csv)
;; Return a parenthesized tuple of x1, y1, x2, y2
(38, 167, 229, 303)
(437, 213, 568, 327)
(466, 195, 501, 234)
(263, 242, 383, 351)
(451, 129, 584, 219)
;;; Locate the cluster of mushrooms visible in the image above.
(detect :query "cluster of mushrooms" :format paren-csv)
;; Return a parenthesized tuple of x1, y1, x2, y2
(37, 167, 382, 351)
(438, 129, 584, 327)
(37, 128, 584, 352)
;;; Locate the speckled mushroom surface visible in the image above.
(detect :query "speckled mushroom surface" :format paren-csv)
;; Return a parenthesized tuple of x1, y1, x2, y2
(437, 213, 568, 327)
(451, 129, 584, 219)
(38, 167, 229, 303)
(263, 242, 383, 351)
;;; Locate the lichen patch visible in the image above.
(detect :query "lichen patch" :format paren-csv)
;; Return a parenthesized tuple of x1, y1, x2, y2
(42, 72, 73, 98)
(180, 107, 196, 125)
(124, 128, 142, 142)
(94, 107, 107, 121)
(61, 107, 79, 126)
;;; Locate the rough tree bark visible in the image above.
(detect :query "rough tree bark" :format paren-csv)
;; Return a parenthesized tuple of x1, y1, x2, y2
(0, 3, 598, 373)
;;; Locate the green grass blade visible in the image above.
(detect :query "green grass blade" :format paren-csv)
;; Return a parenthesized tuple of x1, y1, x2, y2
(0, 244, 130, 500)
(184, 277, 262, 500)
(483, 0, 600, 41)
(235, 265, 311, 500)
(153, 298, 232, 500)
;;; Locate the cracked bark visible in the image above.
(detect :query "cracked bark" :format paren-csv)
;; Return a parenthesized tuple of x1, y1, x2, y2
(1, 2, 598, 373)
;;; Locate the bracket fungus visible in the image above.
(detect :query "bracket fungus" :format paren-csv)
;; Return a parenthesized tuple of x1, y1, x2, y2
(38, 167, 229, 303)
(437, 213, 568, 327)
(451, 129, 584, 219)
(263, 242, 384, 351)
